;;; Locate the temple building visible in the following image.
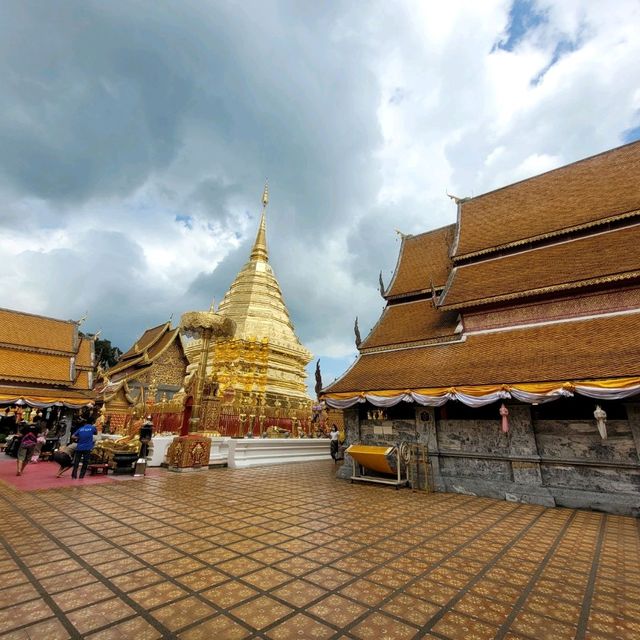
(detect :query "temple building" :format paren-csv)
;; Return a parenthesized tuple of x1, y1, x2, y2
(0, 308, 95, 434)
(96, 322, 189, 433)
(323, 140, 640, 516)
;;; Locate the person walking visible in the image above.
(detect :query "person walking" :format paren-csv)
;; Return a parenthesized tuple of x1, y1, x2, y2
(71, 419, 97, 479)
(16, 422, 38, 476)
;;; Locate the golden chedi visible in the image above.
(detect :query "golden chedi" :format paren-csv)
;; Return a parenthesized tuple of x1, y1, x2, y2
(185, 185, 313, 433)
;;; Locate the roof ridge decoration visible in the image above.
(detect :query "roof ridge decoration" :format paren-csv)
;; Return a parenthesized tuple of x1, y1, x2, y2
(0, 306, 80, 327)
(382, 235, 407, 299)
(119, 321, 171, 361)
(104, 322, 178, 379)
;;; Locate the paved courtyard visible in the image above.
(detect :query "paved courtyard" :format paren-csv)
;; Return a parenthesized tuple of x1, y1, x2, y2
(0, 461, 638, 639)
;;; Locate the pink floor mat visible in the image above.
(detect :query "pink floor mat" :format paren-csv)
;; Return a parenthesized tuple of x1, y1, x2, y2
(0, 456, 161, 491)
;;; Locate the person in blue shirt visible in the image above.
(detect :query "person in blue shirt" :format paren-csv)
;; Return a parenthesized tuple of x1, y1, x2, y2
(71, 419, 98, 479)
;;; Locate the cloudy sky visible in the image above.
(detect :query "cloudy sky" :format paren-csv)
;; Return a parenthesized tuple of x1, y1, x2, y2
(1, 0, 639, 392)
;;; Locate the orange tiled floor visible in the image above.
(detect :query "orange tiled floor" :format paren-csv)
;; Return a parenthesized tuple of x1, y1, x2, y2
(0, 461, 638, 639)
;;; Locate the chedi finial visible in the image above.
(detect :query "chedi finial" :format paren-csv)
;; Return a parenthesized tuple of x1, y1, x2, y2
(250, 183, 269, 263)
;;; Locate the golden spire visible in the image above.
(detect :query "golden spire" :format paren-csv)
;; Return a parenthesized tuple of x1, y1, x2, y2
(250, 182, 269, 262)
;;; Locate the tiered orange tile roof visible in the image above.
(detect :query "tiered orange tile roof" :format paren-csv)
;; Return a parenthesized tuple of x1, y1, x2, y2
(0, 308, 94, 399)
(360, 300, 459, 351)
(440, 224, 640, 310)
(325, 312, 640, 393)
(384, 225, 455, 299)
(453, 141, 640, 259)
(0, 307, 76, 353)
(0, 347, 72, 384)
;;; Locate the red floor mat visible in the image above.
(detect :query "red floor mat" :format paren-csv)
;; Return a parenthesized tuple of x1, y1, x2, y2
(0, 456, 161, 491)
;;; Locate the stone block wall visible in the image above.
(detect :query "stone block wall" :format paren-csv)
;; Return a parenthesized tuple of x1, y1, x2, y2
(337, 401, 640, 516)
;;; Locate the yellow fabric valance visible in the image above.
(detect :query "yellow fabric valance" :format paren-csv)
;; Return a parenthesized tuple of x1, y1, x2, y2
(322, 377, 640, 409)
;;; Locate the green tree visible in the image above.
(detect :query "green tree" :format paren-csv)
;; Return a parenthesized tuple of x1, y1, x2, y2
(94, 338, 122, 368)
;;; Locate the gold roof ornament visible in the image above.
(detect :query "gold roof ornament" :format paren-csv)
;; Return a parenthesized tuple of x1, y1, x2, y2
(250, 181, 269, 263)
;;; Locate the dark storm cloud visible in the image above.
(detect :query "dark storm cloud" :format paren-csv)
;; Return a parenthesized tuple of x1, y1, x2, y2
(0, 1, 379, 215)
(0, 1, 196, 203)
(0, 0, 390, 355)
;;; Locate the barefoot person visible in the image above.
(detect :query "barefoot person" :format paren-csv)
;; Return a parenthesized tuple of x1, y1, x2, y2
(16, 422, 38, 476)
(52, 442, 77, 478)
(329, 424, 340, 462)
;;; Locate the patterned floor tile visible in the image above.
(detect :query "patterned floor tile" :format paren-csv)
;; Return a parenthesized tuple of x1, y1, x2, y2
(350, 611, 418, 640)
(66, 597, 135, 635)
(307, 594, 369, 627)
(271, 579, 328, 607)
(510, 609, 578, 640)
(0, 599, 53, 633)
(200, 581, 259, 608)
(339, 579, 393, 606)
(230, 595, 293, 630)
(1, 617, 70, 640)
(266, 613, 335, 639)
(86, 615, 163, 639)
(128, 581, 189, 609)
(151, 596, 216, 632)
(382, 593, 440, 627)
(0, 461, 638, 639)
(178, 614, 251, 639)
(432, 610, 500, 640)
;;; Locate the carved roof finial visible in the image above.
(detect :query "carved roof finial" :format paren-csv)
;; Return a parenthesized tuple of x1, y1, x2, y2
(446, 191, 470, 205)
(354, 316, 362, 348)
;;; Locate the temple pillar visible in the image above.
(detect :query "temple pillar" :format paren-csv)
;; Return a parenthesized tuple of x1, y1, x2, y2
(507, 404, 543, 484)
(623, 403, 640, 462)
(336, 407, 359, 479)
(506, 403, 555, 506)
(416, 406, 445, 491)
